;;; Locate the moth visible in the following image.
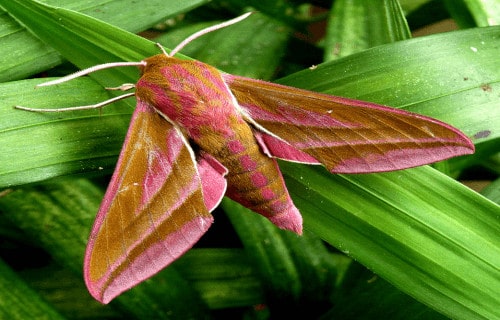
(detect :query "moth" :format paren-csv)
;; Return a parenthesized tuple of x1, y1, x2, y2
(16, 13, 474, 303)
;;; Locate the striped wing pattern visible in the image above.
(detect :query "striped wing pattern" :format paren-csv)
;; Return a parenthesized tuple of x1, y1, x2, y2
(225, 75, 474, 173)
(84, 100, 219, 303)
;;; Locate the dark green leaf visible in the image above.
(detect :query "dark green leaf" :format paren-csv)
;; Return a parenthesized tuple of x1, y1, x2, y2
(0, 257, 65, 320)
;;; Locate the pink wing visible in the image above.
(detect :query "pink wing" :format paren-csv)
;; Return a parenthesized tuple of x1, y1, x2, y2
(84, 100, 227, 304)
(225, 75, 474, 173)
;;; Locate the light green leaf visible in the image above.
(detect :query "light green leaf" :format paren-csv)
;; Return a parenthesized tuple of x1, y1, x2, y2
(0, 0, 209, 81)
(445, 0, 500, 27)
(324, 0, 410, 60)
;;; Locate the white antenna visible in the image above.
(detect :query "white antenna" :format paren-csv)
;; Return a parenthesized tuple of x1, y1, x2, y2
(15, 61, 145, 112)
(15, 12, 253, 112)
(168, 12, 252, 57)
(15, 93, 136, 112)
(36, 62, 146, 88)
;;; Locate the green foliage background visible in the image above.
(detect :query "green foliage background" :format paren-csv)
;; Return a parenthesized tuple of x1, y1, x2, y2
(0, 0, 498, 319)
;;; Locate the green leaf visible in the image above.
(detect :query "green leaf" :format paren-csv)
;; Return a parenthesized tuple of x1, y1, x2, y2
(41, 0, 210, 33)
(0, 0, 209, 81)
(324, 0, 411, 60)
(172, 249, 266, 309)
(282, 162, 500, 319)
(0, 78, 131, 186)
(0, 257, 66, 320)
(326, 262, 448, 319)
(481, 177, 500, 204)
(445, 0, 500, 27)
(155, 14, 291, 79)
(223, 199, 344, 314)
(223, 199, 303, 300)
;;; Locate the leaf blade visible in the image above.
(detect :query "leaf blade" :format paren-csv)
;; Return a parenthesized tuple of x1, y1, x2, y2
(282, 162, 500, 320)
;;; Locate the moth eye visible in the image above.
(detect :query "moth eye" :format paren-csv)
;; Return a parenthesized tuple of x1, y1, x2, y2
(189, 140, 201, 152)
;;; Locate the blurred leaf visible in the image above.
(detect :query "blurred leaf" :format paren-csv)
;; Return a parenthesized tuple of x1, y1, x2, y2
(0, 257, 66, 320)
(154, 13, 291, 79)
(404, 0, 452, 31)
(322, 263, 448, 320)
(223, 199, 303, 301)
(445, 0, 500, 27)
(443, 0, 478, 28)
(481, 177, 500, 204)
(41, 0, 210, 33)
(223, 199, 347, 317)
(399, 0, 434, 13)
(324, 0, 410, 60)
(173, 249, 266, 309)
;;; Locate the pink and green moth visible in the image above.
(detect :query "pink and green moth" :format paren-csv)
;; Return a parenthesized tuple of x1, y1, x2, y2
(17, 13, 474, 304)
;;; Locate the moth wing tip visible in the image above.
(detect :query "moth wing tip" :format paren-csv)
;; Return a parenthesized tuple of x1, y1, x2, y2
(268, 206, 303, 235)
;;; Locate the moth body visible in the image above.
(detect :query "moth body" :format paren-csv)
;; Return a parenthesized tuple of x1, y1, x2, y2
(136, 55, 302, 233)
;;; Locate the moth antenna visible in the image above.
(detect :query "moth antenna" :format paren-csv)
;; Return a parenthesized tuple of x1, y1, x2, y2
(15, 92, 135, 112)
(168, 12, 253, 57)
(106, 83, 136, 91)
(156, 43, 169, 56)
(19, 13, 252, 113)
(36, 62, 146, 87)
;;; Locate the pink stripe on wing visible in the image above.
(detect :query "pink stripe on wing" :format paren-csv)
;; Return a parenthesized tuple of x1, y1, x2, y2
(90, 173, 207, 300)
(140, 128, 185, 210)
(92, 215, 212, 304)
